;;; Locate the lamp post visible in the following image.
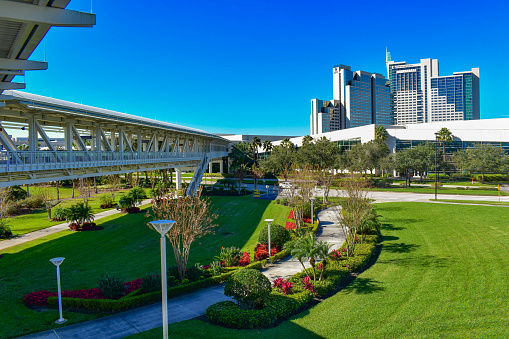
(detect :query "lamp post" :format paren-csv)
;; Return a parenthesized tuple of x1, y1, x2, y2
(264, 219, 274, 264)
(434, 132, 439, 201)
(310, 197, 315, 224)
(266, 185, 269, 197)
(149, 220, 176, 339)
(49, 257, 66, 324)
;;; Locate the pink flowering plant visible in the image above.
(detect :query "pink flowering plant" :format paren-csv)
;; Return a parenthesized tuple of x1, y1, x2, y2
(273, 277, 293, 295)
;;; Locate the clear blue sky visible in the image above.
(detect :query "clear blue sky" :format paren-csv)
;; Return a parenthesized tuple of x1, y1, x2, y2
(20, 0, 509, 136)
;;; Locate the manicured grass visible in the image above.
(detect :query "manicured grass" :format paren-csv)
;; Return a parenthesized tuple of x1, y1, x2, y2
(370, 186, 508, 196)
(0, 196, 289, 338)
(4, 190, 129, 236)
(22, 186, 80, 199)
(132, 202, 509, 338)
(432, 199, 509, 206)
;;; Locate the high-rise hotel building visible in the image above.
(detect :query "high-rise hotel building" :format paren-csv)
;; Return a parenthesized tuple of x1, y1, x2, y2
(310, 65, 391, 135)
(386, 52, 480, 125)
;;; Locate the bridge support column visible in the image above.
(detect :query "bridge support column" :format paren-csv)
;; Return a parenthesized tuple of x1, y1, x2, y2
(219, 160, 223, 174)
(28, 115, 37, 151)
(176, 169, 182, 190)
(208, 162, 212, 174)
(64, 122, 73, 151)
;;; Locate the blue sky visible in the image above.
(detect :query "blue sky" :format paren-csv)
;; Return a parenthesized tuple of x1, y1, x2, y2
(20, 0, 509, 136)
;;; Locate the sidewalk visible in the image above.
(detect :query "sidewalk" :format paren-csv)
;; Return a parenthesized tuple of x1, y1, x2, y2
(21, 207, 343, 339)
(0, 199, 152, 251)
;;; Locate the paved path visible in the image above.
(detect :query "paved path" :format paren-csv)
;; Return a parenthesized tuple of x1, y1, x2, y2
(0, 199, 152, 251)
(21, 206, 344, 339)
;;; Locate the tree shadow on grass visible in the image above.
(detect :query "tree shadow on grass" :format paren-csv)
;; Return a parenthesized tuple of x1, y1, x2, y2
(382, 223, 406, 231)
(342, 277, 385, 295)
(378, 255, 450, 268)
(382, 242, 420, 253)
(382, 235, 399, 241)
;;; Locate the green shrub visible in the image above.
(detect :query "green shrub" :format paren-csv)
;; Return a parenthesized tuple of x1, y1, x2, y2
(186, 263, 205, 282)
(210, 260, 222, 276)
(430, 182, 443, 189)
(472, 174, 508, 182)
(24, 195, 44, 209)
(224, 269, 271, 309)
(206, 290, 313, 329)
(99, 194, 115, 206)
(53, 206, 68, 221)
(258, 224, 290, 247)
(217, 246, 242, 267)
(7, 185, 27, 201)
(0, 219, 12, 239)
(139, 273, 161, 294)
(302, 201, 322, 218)
(97, 275, 126, 299)
(4, 200, 23, 216)
(428, 173, 449, 179)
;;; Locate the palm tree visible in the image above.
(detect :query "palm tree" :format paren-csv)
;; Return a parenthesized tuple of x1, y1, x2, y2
(436, 127, 453, 176)
(251, 136, 261, 164)
(302, 135, 314, 147)
(291, 234, 322, 281)
(262, 140, 273, 153)
(375, 126, 388, 141)
(317, 241, 333, 281)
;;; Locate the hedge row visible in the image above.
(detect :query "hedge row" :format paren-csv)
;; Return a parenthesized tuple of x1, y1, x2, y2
(206, 290, 313, 329)
(47, 261, 263, 313)
(206, 234, 379, 329)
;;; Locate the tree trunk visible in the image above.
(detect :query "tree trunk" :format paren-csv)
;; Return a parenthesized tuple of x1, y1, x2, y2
(26, 184, 30, 197)
(56, 181, 60, 200)
(94, 177, 98, 194)
(72, 180, 75, 198)
(482, 173, 485, 184)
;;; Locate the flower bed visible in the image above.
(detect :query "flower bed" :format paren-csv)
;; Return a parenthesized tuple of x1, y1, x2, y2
(68, 222, 100, 232)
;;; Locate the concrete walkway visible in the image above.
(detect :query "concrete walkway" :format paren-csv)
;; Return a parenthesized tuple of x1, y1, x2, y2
(0, 199, 152, 251)
(21, 206, 344, 339)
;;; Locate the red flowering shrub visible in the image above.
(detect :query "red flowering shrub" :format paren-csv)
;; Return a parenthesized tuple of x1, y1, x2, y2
(69, 222, 98, 231)
(273, 277, 293, 295)
(24, 279, 143, 307)
(255, 243, 280, 260)
(301, 217, 312, 224)
(288, 210, 294, 219)
(302, 276, 314, 292)
(285, 222, 296, 230)
(239, 252, 250, 266)
(202, 265, 210, 270)
(330, 249, 342, 259)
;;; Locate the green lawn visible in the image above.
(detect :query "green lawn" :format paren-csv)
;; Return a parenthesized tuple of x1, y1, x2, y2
(432, 199, 509, 206)
(132, 202, 509, 338)
(370, 186, 508, 196)
(4, 190, 130, 236)
(0, 196, 289, 339)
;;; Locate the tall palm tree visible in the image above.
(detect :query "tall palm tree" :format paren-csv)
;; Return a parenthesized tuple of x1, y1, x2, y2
(262, 140, 273, 153)
(436, 127, 453, 175)
(251, 136, 261, 164)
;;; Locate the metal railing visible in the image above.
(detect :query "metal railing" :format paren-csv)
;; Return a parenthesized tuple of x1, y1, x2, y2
(0, 150, 227, 173)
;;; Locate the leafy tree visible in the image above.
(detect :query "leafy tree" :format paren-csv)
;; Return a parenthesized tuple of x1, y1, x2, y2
(34, 185, 56, 220)
(232, 163, 248, 194)
(229, 142, 254, 169)
(261, 139, 296, 179)
(149, 195, 217, 283)
(410, 143, 435, 181)
(453, 144, 503, 184)
(375, 126, 388, 141)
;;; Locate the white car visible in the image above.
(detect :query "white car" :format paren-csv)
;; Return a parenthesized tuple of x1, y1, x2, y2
(279, 181, 292, 189)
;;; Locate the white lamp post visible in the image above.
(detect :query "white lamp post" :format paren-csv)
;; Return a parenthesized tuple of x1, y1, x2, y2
(49, 257, 66, 324)
(266, 185, 269, 197)
(264, 219, 274, 264)
(310, 197, 315, 224)
(149, 220, 176, 339)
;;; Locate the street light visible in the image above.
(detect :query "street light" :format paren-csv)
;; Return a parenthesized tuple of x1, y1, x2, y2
(310, 197, 315, 224)
(434, 132, 439, 201)
(264, 219, 274, 264)
(49, 257, 66, 324)
(266, 185, 269, 197)
(149, 220, 176, 339)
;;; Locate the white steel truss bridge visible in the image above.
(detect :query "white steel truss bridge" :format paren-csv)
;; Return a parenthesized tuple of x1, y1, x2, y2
(0, 91, 229, 195)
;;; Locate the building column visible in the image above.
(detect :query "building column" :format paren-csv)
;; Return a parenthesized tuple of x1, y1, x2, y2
(28, 115, 37, 151)
(176, 168, 182, 190)
(219, 159, 223, 174)
(209, 162, 212, 174)
(64, 122, 73, 151)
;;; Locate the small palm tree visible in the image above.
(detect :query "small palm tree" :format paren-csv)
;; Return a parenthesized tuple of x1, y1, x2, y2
(317, 241, 333, 281)
(262, 140, 273, 153)
(375, 126, 388, 141)
(436, 127, 453, 175)
(291, 234, 322, 281)
(251, 136, 262, 163)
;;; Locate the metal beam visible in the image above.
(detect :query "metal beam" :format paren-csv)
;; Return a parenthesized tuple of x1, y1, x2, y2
(0, 70, 24, 76)
(34, 119, 62, 162)
(0, 0, 96, 27)
(0, 82, 25, 90)
(0, 58, 48, 71)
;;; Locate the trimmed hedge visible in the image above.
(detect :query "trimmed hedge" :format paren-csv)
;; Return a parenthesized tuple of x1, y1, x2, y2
(47, 261, 263, 313)
(206, 290, 313, 329)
